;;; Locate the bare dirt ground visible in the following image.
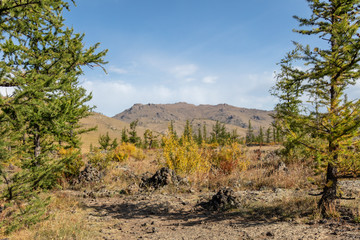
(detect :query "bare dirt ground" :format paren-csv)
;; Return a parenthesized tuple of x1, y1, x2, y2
(71, 181, 360, 240)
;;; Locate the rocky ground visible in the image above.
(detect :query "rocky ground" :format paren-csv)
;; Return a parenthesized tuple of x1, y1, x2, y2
(77, 191, 359, 240)
(66, 177, 360, 240)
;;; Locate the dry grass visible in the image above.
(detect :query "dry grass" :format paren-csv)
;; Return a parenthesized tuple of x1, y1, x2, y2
(340, 197, 360, 222)
(236, 195, 320, 222)
(1, 145, 346, 238)
(240, 162, 315, 190)
(3, 192, 103, 240)
(94, 145, 316, 193)
(79, 112, 148, 153)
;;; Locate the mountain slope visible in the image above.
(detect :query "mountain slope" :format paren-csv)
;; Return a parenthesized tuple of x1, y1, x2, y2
(113, 102, 274, 135)
(79, 112, 147, 153)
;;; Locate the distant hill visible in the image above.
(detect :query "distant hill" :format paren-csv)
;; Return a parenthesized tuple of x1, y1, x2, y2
(112, 102, 274, 136)
(79, 112, 147, 153)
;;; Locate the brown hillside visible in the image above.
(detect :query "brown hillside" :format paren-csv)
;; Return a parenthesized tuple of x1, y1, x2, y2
(79, 112, 148, 153)
(112, 102, 274, 135)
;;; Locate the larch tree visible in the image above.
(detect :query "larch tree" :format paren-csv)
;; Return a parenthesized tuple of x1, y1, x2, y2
(272, 0, 360, 216)
(0, 0, 106, 230)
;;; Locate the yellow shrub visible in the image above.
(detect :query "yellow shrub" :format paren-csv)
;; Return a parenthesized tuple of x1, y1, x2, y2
(112, 142, 145, 162)
(87, 149, 110, 170)
(58, 147, 84, 177)
(162, 133, 210, 175)
(207, 143, 247, 174)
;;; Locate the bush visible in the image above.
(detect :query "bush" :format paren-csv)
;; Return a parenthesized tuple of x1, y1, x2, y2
(87, 150, 111, 170)
(87, 143, 146, 170)
(112, 142, 145, 162)
(58, 147, 84, 178)
(162, 132, 210, 175)
(206, 143, 248, 174)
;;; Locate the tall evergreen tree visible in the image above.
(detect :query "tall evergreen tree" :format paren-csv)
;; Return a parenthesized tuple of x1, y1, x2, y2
(246, 120, 254, 144)
(0, 0, 106, 230)
(258, 126, 264, 144)
(266, 127, 271, 143)
(202, 122, 208, 143)
(182, 120, 193, 142)
(272, 0, 360, 215)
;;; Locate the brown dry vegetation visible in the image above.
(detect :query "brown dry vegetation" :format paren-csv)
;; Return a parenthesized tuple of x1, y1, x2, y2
(1, 145, 359, 239)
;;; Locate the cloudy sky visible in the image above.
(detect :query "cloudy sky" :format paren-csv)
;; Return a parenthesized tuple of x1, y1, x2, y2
(63, 0, 312, 116)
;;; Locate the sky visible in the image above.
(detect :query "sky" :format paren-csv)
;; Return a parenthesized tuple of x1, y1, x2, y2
(63, 0, 313, 117)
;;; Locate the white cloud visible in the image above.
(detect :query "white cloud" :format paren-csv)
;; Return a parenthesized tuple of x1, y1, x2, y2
(185, 78, 196, 82)
(80, 70, 279, 116)
(82, 79, 223, 116)
(202, 76, 218, 84)
(109, 66, 128, 74)
(170, 64, 198, 78)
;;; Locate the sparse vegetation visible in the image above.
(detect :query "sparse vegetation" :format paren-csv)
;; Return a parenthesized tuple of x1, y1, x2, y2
(1, 0, 360, 239)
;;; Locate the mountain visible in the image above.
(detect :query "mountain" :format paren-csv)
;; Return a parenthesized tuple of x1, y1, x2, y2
(112, 102, 274, 136)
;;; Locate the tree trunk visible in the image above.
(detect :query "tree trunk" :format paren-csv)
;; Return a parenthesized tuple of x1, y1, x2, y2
(319, 162, 338, 217)
(34, 125, 41, 159)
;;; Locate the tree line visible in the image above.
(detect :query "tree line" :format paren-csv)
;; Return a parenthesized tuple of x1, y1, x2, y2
(95, 118, 283, 152)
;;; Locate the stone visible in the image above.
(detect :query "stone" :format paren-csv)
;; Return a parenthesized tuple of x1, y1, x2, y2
(139, 167, 188, 190)
(200, 187, 241, 211)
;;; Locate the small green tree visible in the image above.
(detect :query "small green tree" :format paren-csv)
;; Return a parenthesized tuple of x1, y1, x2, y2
(128, 120, 141, 146)
(246, 120, 254, 144)
(111, 138, 119, 150)
(144, 129, 158, 149)
(121, 127, 129, 143)
(210, 121, 228, 145)
(182, 120, 193, 143)
(196, 127, 203, 145)
(272, 0, 360, 215)
(257, 126, 264, 144)
(229, 129, 240, 144)
(168, 120, 178, 139)
(203, 123, 208, 143)
(266, 127, 271, 143)
(98, 132, 111, 151)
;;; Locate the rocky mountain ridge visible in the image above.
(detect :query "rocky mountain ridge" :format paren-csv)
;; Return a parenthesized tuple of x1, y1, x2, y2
(113, 102, 274, 135)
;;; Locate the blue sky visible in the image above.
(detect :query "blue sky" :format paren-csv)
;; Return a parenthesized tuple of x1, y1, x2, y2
(64, 0, 312, 116)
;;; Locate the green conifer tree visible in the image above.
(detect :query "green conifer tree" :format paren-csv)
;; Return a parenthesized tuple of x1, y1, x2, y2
(128, 120, 141, 146)
(99, 132, 111, 151)
(121, 127, 129, 143)
(211, 121, 228, 145)
(272, 0, 360, 215)
(182, 120, 193, 142)
(196, 127, 203, 145)
(246, 120, 254, 144)
(111, 138, 119, 150)
(266, 127, 271, 144)
(0, 0, 106, 231)
(258, 126, 264, 144)
(202, 123, 208, 143)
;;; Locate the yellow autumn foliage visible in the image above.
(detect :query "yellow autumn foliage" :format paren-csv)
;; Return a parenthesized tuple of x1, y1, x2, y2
(112, 142, 145, 162)
(162, 132, 210, 175)
(205, 142, 248, 174)
(58, 147, 84, 177)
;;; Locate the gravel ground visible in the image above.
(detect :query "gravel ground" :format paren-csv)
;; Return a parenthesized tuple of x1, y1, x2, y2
(75, 180, 360, 240)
